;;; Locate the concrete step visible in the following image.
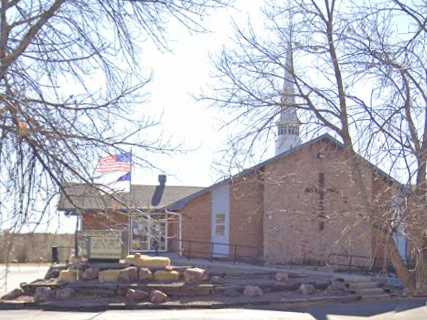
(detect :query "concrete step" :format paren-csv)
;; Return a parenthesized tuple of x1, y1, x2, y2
(359, 293, 390, 300)
(348, 281, 379, 289)
(356, 287, 385, 295)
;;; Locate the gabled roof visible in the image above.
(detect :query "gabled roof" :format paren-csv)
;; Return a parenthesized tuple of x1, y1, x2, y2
(57, 183, 204, 213)
(168, 133, 402, 211)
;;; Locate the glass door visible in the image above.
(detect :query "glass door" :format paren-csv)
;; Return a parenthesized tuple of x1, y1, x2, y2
(130, 213, 167, 252)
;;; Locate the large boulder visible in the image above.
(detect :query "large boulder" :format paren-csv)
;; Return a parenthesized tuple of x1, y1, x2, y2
(99, 269, 121, 282)
(55, 288, 75, 300)
(1, 288, 23, 300)
(126, 289, 149, 303)
(299, 283, 316, 295)
(118, 267, 138, 282)
(150, 289, 168, 304)
(210, 275, 225, 285)
(126, 254, 171, 269)
(34, 287, 53, 302)
(81, 267, 99, 281)
(153, 270, 180, 282)
(326, 280, 347, 294)
(243, 285, 264, 297)
(183, 267, 207, 285)
(58, 270, 78, 283)
(139, 268, 153, 281)
(44, 268, 60, 280)
(274, 272, 289, 282)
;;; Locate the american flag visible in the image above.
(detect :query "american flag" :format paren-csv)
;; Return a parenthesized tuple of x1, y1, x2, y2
(96, 152, 132, 173)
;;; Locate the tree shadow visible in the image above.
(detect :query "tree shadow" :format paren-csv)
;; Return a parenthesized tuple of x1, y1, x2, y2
(246, 299, 426, 320)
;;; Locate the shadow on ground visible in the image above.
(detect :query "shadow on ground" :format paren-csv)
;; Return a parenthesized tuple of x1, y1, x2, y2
(247, 298, 427, 320)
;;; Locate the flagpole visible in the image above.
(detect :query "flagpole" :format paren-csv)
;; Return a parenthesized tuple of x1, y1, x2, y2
(128, 148, 133, 255)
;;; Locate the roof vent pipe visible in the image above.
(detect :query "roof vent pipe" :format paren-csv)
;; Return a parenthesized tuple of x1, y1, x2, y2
(158, 174, 167, 186)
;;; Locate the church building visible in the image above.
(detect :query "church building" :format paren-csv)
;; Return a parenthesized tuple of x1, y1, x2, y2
(58, 41, 405, 268)
(166, 44, 404, 268)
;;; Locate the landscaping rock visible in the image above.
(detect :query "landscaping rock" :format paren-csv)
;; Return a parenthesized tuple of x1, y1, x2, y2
(326, 280, 347, 294)
(99, 269, 121, 282)
(55, 288, 75, 300)
(126, 289, 149, 302)
(58, 269, 78, 283)
(210, 275, 225, 284)
(299, 283, 316, 295)
(153, 270, 180, 282)
(126, 254, 171, 268)
(275, 272, 289, 282)
(118, 267, 138, 282)
(45, 268, 60, 280)
(116, 287, 129, 297)
(34, 287, 53, 302)
(1, 288, 23, 300)
(183, 267, 207, 284)
(243, 285, 264, 297)
(81, 267, 99, 281)
(150, 289, 168, 304)
(139, 268, 153, 281)
(19, 282, 32, 295)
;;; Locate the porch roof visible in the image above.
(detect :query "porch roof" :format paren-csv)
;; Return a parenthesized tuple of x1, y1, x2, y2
(57, 183, 203, 213)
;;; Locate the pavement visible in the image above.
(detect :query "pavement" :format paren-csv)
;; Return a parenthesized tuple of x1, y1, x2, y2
(167, 254, 383, 282)
(0, 262, 425, 319)
(0, 299, 426, 319)
(0, 264, 49, 296)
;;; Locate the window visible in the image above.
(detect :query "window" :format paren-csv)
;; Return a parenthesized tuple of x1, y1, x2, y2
(215, 213, 225, 236)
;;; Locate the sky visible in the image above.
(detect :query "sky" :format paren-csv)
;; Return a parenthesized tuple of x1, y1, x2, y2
(129, 0, 267, 188)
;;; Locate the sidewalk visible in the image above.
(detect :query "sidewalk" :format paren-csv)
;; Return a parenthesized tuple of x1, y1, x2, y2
(165, 253, 380, 282)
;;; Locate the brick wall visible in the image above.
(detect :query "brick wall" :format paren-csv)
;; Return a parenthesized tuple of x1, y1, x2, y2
(263, 141, 375, 266)
(0, 233, 74, 263)
(181, 192, 212, 257)
(230, 170, 264, 260)
(81, 210, 129, 230)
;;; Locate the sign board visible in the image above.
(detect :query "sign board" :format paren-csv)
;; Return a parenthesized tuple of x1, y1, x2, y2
(79, 230, 123, 259)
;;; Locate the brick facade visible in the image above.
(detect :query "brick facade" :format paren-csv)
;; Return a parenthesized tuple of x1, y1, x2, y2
(181, 192, 212, 257)
(179, 136, 397, 266)
(230, 171, 264, 260)
(263, 141, 374, 266)
(82, 210, 129, 230)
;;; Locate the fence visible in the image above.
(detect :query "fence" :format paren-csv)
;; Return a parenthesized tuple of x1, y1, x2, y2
(327, 253, 376, 271)
(180, 239, 263, 264)
(0, 233, 74, 263)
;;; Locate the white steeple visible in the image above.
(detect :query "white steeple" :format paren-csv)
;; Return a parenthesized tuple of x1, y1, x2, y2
(275, 37, 302, 155)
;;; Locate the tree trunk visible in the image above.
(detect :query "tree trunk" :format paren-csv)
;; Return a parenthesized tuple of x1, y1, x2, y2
(385, 230, 416, 292)
(348, 151, 416, 293)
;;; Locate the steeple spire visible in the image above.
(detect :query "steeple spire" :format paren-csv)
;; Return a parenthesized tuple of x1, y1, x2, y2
(275, 23, 302, 155)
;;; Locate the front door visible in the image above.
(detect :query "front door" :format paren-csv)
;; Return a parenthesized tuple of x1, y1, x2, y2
(211, 183, 230, 257)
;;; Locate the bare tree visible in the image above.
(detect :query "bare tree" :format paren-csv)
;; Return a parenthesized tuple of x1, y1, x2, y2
(0, 0, 230, 234)
(208, 0, 426, 293)
(347, 0, 427, 293)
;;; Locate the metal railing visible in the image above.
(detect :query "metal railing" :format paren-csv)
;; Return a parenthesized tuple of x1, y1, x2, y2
(327, 253, 375, 271)
(179, 239, 263, 264)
